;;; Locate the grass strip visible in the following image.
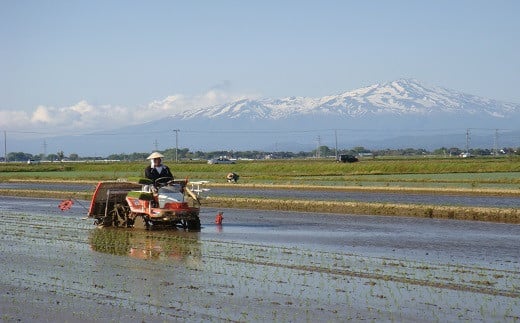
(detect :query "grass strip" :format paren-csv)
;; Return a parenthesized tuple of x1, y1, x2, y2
(202, 197, 520, 224)
(208, 183, 520, 197)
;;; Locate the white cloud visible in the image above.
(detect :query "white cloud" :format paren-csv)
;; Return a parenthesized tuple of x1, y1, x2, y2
(31, 106, 53, 123)
(0, 89, 255, 136)
(136, 88, 255, 121)
(0, 110, 30, 127)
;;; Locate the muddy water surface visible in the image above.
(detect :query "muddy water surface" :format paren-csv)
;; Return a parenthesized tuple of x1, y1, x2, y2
(1, 196, 519, 322)
(1, 182, 519, 207)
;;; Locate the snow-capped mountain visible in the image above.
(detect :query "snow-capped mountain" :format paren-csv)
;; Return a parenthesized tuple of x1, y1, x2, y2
(318, 78, 519, 117)
(139, 78, 518, 152)
(172, 79, 519, 121)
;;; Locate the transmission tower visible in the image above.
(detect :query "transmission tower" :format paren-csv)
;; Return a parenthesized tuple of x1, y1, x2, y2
(493, 129, 499, 156)
(3, 131, 6, 162)
(465, 128, 471, 153)
(43, 140, 47, 161)
(316, 135, 322, 158)
(334, 130, 338, 160)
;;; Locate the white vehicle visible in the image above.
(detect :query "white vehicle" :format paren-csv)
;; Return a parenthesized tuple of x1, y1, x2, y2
(207, 157, 235, 164)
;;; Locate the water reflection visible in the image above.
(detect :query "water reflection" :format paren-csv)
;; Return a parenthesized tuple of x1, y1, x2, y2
(89, 228, 201, 263)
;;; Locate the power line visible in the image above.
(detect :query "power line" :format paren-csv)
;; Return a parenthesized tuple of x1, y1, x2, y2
(5, 127, 513, 137)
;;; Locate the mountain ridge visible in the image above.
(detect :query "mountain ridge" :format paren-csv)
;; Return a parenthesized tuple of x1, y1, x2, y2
(9, 79, 520, 155)
(171, 79, 519, 121)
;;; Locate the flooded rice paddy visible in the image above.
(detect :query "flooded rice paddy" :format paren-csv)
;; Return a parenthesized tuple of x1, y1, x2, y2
(1, 196, 519, 322)
(1, 181, 519, 208)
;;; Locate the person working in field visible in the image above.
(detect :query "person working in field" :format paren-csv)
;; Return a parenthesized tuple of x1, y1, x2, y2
(145, 152, 174, 182)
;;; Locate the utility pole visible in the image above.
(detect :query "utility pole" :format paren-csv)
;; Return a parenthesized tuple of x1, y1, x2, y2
(3, 131, 6, 162)
(173, 129, 180, 162)
(334, 130, 338, 161)
(153, 139, 159, 151)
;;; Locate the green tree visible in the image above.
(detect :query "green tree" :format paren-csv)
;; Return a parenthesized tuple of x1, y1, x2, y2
(47, 153, 58, 161)
(7, 152, 33, 162)
(448, 147, 462, 156)
(433, 147, 449, 156)
(312, 145, 333, 158)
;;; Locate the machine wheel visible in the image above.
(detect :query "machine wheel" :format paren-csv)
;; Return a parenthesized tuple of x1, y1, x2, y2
(109, 204, 130, 227)
(186, 217, 201, 231)
(133, 215, 149, 230)
(101, 213, 114, 227)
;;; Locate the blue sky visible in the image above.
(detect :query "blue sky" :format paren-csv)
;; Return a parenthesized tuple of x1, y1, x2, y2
(1, 0, 519, 135)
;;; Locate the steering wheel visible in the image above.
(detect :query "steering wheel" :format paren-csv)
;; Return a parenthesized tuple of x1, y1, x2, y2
(154, 177, 174, 187)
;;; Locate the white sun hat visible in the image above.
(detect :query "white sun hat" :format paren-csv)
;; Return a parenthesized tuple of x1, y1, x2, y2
(147, 152, 164, 159)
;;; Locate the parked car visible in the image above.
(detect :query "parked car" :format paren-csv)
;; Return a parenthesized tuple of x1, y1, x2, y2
(207, 157, 235, 164)
(338, 154, 359, 163)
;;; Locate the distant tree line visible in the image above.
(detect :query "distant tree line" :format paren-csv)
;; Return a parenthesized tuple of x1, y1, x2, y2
(2, 145, 519, 162)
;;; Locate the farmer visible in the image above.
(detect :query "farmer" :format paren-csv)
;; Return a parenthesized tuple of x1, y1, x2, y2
(145, 152, 173, 183)
(226, 172, 239, 183)
(215, 211, 224, 224)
